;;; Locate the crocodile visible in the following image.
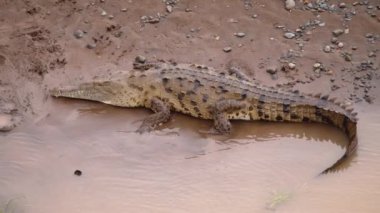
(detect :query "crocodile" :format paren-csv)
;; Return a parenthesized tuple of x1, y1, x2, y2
(50, 62, 358, 174)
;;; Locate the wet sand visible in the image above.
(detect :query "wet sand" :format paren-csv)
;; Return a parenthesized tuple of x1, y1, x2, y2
(1, 0, 380, 212)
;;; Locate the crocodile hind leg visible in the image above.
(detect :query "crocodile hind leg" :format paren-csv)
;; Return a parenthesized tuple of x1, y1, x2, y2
(137, 97, 171, 133)
(212, 99, 246, 134)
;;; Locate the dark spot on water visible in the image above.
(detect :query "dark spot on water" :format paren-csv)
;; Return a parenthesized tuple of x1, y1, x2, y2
(74, 170, 82, 176)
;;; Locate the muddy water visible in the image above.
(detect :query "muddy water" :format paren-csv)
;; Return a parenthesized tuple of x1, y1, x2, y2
(1, 97, 379, 213)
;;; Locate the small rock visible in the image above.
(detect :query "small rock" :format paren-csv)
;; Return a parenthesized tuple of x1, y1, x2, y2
(352, 46, 358, 50)
(73, 30, 84, 39)
(223, 47, 232, 52)
(342, 52, 352, 61)
(368, 51, 376, 57)
(86, 43, 96, 49)
(101, 10, 107, 16)
(339, 2, 346, 8)
(135, 55, 146, 63)
(234, 32, 246, 38)
(288, 63, 296, 69)
(331, 37, 338, 44)
(108, 15, 114, 19)
(266, 67, 278, 75)
(313, 63, 321, 69)
(121, 8, 127, 12)
(0, 114, 15, 132)
(332, 29, 344, 37)
(338, 42, 344, 48)
(185, 8, 192, 12)
(365, 33, 373, 38)
(324, 45, 332, 53)
(283, 32, 295, 39)
(166, 5, 173, 13)
(252, 14, 258, 18)
(285, 0, 296, 10)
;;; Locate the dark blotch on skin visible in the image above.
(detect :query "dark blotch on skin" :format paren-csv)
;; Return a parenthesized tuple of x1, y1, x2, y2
(162, 77, 170, 84)
(241, 93, 247, 100)
(194, 106, 200, 113)
(248, 106, 254, 111)
(186, 90, 196, 95)
(177, 92, 185, 100)
(283, 104, 290, 113)
(290, 113, 299, 119)
(150, 85, 156, 90)
(302, 117, 310, 122)
(264, 114, 270, 119)
(276, 115, 283, 121)
(202, 94, 208, 103)
(190, 100, 197, 106)
(315, 108, 322, 117)
(258, 111, 264, 117)
(259, 95, 265, 103)
(165, 88, 173, 93)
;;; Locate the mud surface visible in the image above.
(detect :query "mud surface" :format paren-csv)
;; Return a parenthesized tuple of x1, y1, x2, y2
(0, 0, 380, 212)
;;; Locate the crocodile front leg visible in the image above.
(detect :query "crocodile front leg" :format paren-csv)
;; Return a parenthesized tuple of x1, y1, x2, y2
(137, 97, 171, 133)
(212, 99, 246, 134)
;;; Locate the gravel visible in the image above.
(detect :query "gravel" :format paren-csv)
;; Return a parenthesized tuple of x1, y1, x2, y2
(223, 47, 232, 52)
(284, 32, 296, 39)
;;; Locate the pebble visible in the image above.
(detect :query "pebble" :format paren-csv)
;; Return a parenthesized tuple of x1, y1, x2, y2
(166, 5, 173, 13)
(324, 45, 332, 53)
(121, 8, 127, 12)
(223, 47, 232, 52)
(86, 43, 96, 49)
(338, 42, 344, 48)
(332, 29, 344, 37)
(135, 55, 146, 63)
(313, 63, 321, 69)
(108, 15, 114, 19)
(285, 0, 296, 10)
(266, 67, 278, 75)
(368, 51, 376, 57)
(331, 37, 338, 44)
(288, 63, 296, 69)
(0, 114, 15, 132)
(283, 32, 295, 39)
(234, 32, 246, 38)
(101, 10, 107, 16)
(73, 30, 84, 39)
(252, 14, 258, 18)
(339, 2, 346, 8)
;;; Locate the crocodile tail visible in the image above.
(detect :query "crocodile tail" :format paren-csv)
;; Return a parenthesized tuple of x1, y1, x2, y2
(321, 112, 358, 174)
